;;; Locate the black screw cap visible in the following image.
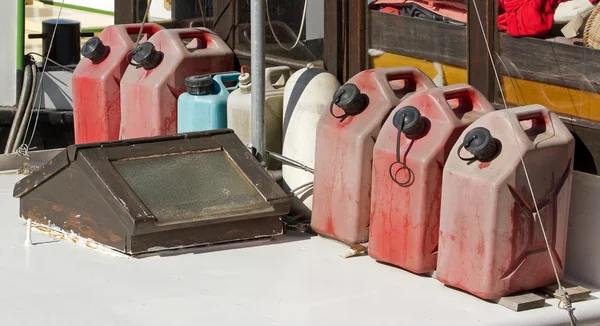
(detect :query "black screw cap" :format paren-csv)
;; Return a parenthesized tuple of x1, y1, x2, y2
(185, 75, 213, 95)
(393, 106, 424, 137)
(131, 42, 162, 70)
(463, 127, 497, 161)
(81, 37, 110, 64)
(334, 83, 366, 115)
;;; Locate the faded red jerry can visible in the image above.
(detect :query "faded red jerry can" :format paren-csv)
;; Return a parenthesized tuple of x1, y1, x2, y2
(311, 67, 436, 245)
(120, 28, 234, 139)
(368, 84, 495, 274)
(436, 105, 575, 299)
(72, 23, 164, 144)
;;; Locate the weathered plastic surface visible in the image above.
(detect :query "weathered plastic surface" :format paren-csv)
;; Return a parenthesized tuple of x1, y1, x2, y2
(178, 72, 240, 133)
(72, 23, 164, 144)
(227, 66, 291, 169)
(282, 66, 340, 216)
(311, 67, 436, 245)
(368, 85, 495, 273)
(437, 105, 575, 299)
(120, 28, 234, 139)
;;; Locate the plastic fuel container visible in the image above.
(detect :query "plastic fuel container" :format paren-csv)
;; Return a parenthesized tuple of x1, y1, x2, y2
(227, 66, 291, 169)
(437, 105, 575, 299)
(282, 64, 341, 216)
(368, 84, 495, 274)
(72, 23, 164, 144)
(311, 67, 436, 245)
(120, 28, 234, 139)
(178, 72, 241, 133)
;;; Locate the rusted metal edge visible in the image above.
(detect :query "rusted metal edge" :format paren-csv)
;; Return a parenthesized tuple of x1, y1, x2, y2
(67, 129, 234, 161)
(12, 149, 71, 198)
(0, 148, 62, 172)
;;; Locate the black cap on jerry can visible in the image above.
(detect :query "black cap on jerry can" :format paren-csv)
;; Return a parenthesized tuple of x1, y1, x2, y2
(185, 75, 213, 95)
(129, 42, 162, 70)
(462, 127, 497, 161)
(81, 37, 110, 64)
(333, 83, 367, 115)
(393, 106, 425, 137)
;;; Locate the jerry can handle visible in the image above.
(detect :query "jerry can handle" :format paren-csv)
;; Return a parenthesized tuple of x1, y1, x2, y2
(265, 66, 291, 91)
(213, 72, 242, 94)
(124, 23, 164, 37)
(437, 84, 495, 113)
(511, 105, 556, 134)
(173, 29, 217, 53)
(383, 66, 436, 93)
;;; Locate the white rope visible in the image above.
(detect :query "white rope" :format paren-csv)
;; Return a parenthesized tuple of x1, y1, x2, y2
(197, 0, 207, 28)
(265, 0, 309, 51)
(470, 1, 576, 324)
(135, 0, 154, 47)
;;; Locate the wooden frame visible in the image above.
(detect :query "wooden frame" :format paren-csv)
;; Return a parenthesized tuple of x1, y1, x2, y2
(467, 0, 495, 99)
(114, 0, 145, 24)
(369, 9, 600, 99)
(324, 0, 343, 81)
(347, 0, 367, 80)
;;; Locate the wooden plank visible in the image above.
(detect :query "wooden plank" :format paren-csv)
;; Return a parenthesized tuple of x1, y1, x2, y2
(369, 10, 600, 96)
(498, 34, 600, 94)
(114, 0, 137, 24)
(171, 0, 201, 21)
(213, 0, 235, 48)
(347, 0, 367, 79)
(540, 282, 592, 302)
(467, 0, 495, 99)
(369, 11, 467, 68)
(324, 0, 344, 82)
(493, 293, 546, 312)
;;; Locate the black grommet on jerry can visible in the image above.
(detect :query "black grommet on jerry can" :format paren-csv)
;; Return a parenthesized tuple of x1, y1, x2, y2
(81, 37, 110, 64)
(28, 19, 94, 66)
(185, 75, 213, 95)
(393, 106, 424, 137)
(459, 127, 498, 161)
(331, 83, 367, 117)
(127, 42, 163, 70)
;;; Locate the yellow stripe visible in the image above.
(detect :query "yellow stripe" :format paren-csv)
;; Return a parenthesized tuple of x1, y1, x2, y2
(371, 52, 600, 122)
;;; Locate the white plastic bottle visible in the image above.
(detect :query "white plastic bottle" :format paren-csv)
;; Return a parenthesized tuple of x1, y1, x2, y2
(227, 66, 291, 169)
(282, 64, 340, 216)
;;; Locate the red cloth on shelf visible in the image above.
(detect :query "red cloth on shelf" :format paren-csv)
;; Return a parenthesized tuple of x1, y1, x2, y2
(379, 6, 401, 14)
(498, 0, 567, 37)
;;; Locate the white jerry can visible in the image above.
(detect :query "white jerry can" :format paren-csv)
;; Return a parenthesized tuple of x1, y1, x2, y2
(227, 66, 291, 169)
(282, 64, 341, 216)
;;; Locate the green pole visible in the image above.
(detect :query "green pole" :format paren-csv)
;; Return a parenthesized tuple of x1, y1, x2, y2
(17, 0, 25, 70)
(16, 0, 25, 100)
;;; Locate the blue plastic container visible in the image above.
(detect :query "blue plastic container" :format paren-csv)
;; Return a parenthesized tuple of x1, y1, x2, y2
(177, 72, 241, 133)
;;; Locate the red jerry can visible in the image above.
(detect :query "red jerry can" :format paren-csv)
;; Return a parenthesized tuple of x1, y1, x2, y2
(437, 105, 575, 299)
(72, 23, 164, 144)
(368, 84, 495, 274)
(311, 67, 436, 245)
(120, 28, 234, 139)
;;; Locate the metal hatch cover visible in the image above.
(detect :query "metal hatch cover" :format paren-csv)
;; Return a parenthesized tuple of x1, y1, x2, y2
(13, 129, 290, 256)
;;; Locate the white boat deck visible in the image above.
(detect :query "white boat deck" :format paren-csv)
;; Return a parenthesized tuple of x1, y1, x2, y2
(1, 171, 599, 326)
